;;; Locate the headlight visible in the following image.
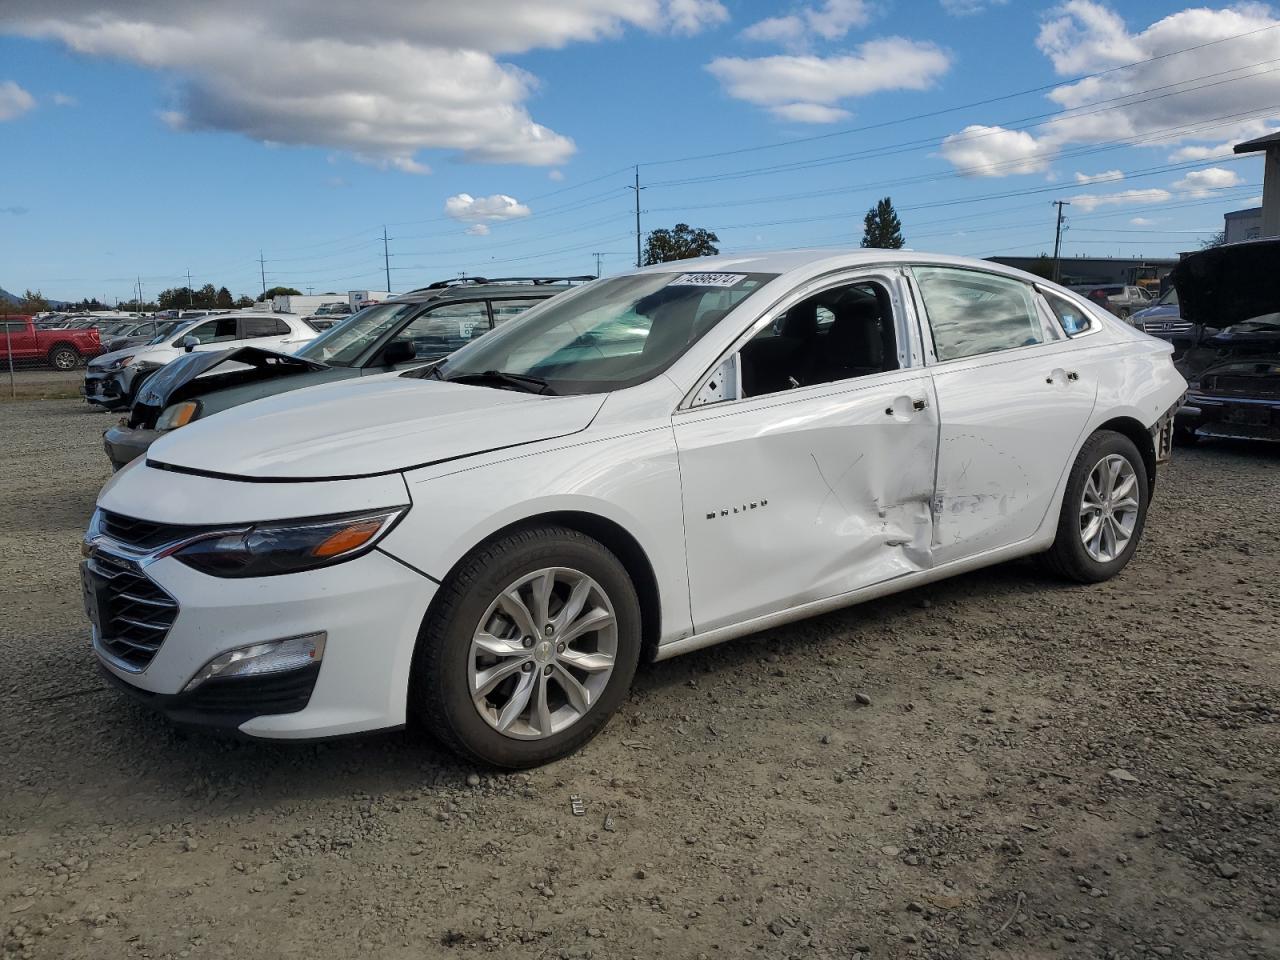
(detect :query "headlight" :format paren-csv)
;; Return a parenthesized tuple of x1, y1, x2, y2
(155, 400, 201, 431)
(173, 507, 407, 578)
(108, 354, 135, 370)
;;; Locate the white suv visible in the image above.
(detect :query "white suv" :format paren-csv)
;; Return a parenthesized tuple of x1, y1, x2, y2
(83, 313, 316, 410)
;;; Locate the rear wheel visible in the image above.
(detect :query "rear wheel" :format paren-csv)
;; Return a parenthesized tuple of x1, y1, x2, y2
(411, 525, 641, 768)
(48, 345, 80, 370)
(1042, 430, 1149, 583)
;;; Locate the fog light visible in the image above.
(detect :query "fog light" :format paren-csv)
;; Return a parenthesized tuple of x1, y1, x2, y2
(183, 632, 326, 691)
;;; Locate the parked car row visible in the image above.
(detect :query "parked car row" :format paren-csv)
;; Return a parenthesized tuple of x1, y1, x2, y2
(1069, 283, 1155, 320)
(84, 312, 319, 410)
(81, 253, 1184, 768)
(1, 314, 102, 368)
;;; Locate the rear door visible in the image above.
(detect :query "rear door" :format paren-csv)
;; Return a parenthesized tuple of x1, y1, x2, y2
(909, 265, 1099, 565)
(384, 300, 492, 365)
(181, 316, 239, 353)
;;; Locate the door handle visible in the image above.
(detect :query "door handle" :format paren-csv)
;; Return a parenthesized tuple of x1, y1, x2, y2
(1066, 370, 1080, 382)
(1046, 368, 1079, 385)
(885, 396, 928, 416)
(912, 397, 928, 411)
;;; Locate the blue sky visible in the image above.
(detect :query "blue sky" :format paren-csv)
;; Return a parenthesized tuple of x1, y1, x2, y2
(1, 0, 1274, 303)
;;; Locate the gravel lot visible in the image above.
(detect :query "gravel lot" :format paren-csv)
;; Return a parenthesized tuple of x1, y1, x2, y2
(1, 398, 1277, 960)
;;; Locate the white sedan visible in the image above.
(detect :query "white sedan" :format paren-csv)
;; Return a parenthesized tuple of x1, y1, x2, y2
(83, 251, 1185, 767)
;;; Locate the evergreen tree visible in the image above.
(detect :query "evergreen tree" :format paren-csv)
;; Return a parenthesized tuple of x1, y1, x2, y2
(860, 197, 905, 249)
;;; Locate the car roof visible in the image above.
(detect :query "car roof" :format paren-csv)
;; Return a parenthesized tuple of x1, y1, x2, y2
(381, 278, 591, 306)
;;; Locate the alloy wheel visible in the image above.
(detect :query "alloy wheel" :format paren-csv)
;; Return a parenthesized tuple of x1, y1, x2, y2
(1079, 453, 1140, 562)
(468, 567, 618, 740)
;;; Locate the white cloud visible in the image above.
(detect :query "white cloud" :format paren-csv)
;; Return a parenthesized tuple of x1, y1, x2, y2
(941, 0, 1009, 14)
(742, 0, 872, 47)
(939, 125, 1049, 177)
(1074, 169, 1123, 184)
(1129, 217, 1156, 226)
(708, 37, 951, 123)
(0, 1, 728, 168)
(445, 193, 532, 222)
(1172, 166, 1244, 197)
(1071, 187, 1171, 212)
(770, 102, 851, 123)
(1167, 140, 1243, 162)
(51, 91, 77, 106)
(0, 80, 35, 120)
(941, 2, 1280, 176)
(465, 223, 491, 236)
(547, 169, 565, 181)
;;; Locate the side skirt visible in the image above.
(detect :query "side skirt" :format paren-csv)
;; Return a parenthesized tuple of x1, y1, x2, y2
(652, 535, 1051, 662)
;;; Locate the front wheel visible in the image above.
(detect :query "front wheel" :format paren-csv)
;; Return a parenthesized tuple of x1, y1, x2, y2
(411, 525, 641, 768)
(1041, 430, 1149, 583)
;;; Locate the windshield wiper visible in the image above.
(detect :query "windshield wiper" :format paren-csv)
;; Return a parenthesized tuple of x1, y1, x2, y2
(445, 369, 557, 395)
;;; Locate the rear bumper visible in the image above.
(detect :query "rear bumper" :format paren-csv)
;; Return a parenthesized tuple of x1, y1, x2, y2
(1177, 394, 1280, 443)
(103, 425, 161, 471)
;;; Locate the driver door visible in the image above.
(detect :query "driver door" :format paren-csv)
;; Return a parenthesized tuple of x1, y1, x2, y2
(673, 271, 939, 634)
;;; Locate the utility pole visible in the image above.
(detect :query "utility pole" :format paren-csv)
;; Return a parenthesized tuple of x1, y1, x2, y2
(382, 226, 392, 292)
(592, 252, 604, 277)
(186, 269, 193, 307)
(629, 166, 644, 268)
(1052, 201, 1070, 283)
(258, 250, 267, 299)
(136, 276, 144, 312)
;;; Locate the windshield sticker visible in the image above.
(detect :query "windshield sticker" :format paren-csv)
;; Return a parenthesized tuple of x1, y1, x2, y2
(670, 273, 747, 287)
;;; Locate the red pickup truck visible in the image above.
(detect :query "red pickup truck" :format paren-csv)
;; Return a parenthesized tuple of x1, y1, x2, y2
(0, 315, 101, 369)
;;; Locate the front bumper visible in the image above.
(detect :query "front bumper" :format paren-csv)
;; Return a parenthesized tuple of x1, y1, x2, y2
(103, 424, 162, 471)
(83, 369, 131, 408)
(92, 547, 437, 739)
(1177, 394, 1280, 443)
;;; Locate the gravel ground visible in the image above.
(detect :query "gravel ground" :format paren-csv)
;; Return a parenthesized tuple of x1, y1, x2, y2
(1, 398, 1277, 960)
(0, 370, 85, 401)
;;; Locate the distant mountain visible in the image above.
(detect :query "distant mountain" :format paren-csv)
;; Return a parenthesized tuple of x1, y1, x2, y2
(0, 287, 18, 306)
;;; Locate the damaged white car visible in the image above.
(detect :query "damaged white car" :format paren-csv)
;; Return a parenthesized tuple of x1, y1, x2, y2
(84, 251, 1186, 767)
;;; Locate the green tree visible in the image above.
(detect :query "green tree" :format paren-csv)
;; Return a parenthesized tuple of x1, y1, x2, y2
(643, 223, 720, 265)
(262, 286, 303, 299)
(234, 295, 255, 308)
(19, 289, 49, 312)
(215, 286, 234, 308)
(195, 283, 217, 308)
(1200, 229, 1227, 249)
(860, 197, 905, 249)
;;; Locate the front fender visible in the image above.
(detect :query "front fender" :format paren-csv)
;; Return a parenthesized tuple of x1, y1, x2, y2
(381, 426, 693, 646)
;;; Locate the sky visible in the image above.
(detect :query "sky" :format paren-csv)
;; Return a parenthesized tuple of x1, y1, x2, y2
(0, 0, 1276, 304)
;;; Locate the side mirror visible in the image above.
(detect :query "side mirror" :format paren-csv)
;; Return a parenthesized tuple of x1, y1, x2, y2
(381, 338, 416, 367)
(182, 335, 200, 353)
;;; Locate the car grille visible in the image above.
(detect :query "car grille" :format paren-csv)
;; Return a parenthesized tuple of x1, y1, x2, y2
(1139, 319, 1193, 336)
(100, 510, 212, 551)
(90, 552, 178, 671)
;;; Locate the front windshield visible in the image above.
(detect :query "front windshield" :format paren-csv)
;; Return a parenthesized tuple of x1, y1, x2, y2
(147, 318, 197, 346)
(295, 302, 420, 367)
(429, 271, 776, 395)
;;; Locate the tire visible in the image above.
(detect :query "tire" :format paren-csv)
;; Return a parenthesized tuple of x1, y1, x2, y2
(48, 345, 80, 370)
(411, 525, 641, 768)
(1041, 430, 1149, 583)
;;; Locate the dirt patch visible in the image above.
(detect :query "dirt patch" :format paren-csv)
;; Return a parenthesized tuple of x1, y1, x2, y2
(0, 370, 88, 401)
(1, 399, 1277, 960)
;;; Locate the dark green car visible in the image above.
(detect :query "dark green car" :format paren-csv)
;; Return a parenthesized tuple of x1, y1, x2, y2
(103, 277, 590, 470)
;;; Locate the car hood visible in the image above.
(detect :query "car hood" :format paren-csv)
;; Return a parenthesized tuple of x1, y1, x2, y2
(1171, 239, 1280, 328)
(87, 345, 141, 370)
(133, 345, 329, 410)
(146, 374, 607, 480)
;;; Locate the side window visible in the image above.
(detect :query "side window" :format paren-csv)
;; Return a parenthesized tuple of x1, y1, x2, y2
(914, 267, 1045, 361)
(240, 317, 290, 339)
(1042, 290, 1095, 337)
(178, 317, 237, 345)
(489, 297, 545, 325)
(392, 300, 491, 358)
(737, 281, 898, 399)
